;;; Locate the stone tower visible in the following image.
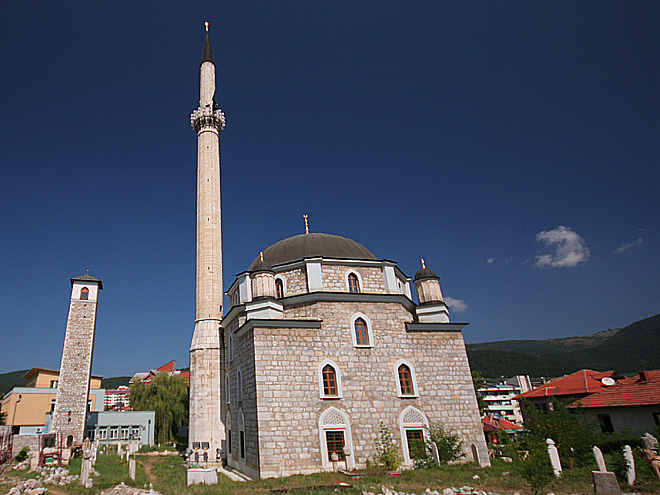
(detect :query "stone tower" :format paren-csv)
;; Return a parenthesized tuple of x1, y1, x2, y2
(51, 272, 103, 447)
(189, 23, 226, 457)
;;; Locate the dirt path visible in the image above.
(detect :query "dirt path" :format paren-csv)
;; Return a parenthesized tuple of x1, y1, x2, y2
(138, 457, 158, 487)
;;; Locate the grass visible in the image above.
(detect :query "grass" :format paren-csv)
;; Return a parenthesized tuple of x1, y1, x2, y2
(2, 454, 660, 495)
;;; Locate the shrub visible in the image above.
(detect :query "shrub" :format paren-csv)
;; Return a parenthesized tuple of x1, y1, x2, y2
(514, 440, 555, 495)
(371, 422, 402, 471)
(412, 421, 465, 469)
(14, 446, 29, 463)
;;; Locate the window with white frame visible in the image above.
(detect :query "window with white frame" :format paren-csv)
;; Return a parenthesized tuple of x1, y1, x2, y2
(228, 333, 234, 361)
(98, 428, 107, 440)
(225, 374, 231, 404)
(317, 359, 344, 399)
(399, 406, 429, 467)
(131, 427, 141, 439)
(109, 428, 118, 439)
(318, 407, 355, 470)
(346, 271, 362, 293)
(394, 359, 419, 397)
(350, 313, 374, 347)
(238, 408, 245, 460)
(121, 427, 129, 439)
(275, 277, 285, 299)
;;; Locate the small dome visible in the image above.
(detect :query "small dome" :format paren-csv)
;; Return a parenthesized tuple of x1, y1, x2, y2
(251, 259, 274, 274)
(414, 267, 438, 282)
(249, 233, 377, 270)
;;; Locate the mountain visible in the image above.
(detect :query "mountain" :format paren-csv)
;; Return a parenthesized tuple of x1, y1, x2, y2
(467, 314, 660, 378)
(0, 370, 28, 397)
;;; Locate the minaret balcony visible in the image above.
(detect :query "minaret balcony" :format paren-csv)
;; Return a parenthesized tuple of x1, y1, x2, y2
(191, 106, 225, 133)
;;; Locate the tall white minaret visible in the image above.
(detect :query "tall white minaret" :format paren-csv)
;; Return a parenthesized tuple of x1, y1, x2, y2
(189, 22, 226, 460)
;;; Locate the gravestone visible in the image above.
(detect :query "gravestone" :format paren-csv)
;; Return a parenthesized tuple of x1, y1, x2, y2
(81, 438, 93, 487)
(546, 438, 562, 477)
(129, 457, 136, 481)
(471, 444, 480, 466)
(642, 433, 659, 451)
(117, 442, 123, 459)
(430, 442, 440, 465)
(593, 471, 621, 495)
(623, 445, 635, 486)
(593, 445, 608, 472)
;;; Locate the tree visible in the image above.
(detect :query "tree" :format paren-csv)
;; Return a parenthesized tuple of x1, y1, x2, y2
(370, 422, 402, 471)
(131, 373, 189, 444)
(472, 371, 488, 416)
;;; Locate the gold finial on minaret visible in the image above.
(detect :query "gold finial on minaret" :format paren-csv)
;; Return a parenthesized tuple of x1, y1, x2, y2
(260, 251, 264, 261)
(303, 214, 309, 234)
(421, 258, 426, 269)
(205, 21, 209, 32)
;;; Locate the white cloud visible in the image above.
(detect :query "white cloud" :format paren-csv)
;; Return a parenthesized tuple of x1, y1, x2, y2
(487, 258, 495, 264)
(534, 226, 590, 268)
(613, 238, 643, 254)
(445, 297, 467, 312)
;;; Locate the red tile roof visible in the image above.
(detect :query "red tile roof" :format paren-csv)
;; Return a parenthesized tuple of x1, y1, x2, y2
(569, 370, 660, 409)
(519, 369, 623, 399)
(482, 414, 523, 431)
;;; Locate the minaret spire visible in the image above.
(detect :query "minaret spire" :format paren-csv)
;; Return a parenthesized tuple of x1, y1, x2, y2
(189, 22, 225, 464)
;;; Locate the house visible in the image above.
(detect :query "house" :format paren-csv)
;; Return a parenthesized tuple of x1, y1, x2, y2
(104, 386, 131, 411)
(477, 375, 532, 424)
(130, 360, 190, 386)
(569, 370, 660, 435)
(0, 368, 104, 435)
(518, 369, 626, 420)
(481, 414, 523, 444)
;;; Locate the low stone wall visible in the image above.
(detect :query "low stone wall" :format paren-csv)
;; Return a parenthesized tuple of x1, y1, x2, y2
(12, 435, 40, 454)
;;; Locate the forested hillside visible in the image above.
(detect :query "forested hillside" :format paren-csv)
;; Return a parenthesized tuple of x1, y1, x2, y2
(467, 314, 660, 378)
(0, 370, 27, 397)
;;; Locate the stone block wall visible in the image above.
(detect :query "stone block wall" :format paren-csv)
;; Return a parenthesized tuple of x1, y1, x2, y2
(230, 299, 487, 477)
(51, 300, 97, 446)
(277, 267, 307, 297)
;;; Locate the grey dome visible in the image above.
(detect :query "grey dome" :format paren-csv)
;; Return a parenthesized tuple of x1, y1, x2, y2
(249, 233, 377, 270)
(251, 259, 274, 274)
(414, 267, 438, 282)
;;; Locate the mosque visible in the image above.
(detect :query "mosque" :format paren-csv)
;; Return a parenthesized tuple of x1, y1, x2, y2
(188, 24, 489, 479)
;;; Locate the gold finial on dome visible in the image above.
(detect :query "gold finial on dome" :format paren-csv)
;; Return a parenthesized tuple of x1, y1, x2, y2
(205, 21, 209, 32)
(421, 258, 426, 269)
(260, 251, 264, 261)
(303, 214, 309, 234)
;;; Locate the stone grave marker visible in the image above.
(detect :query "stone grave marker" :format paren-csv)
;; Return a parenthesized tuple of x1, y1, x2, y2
(546, 438, 562, 477)
(81, 438, 93, 488)
(623, 445, 635, 486)
(593, 471, 621, 495)
(593, 445, 607, 472)
(129, 456, 136, 481)
(471, 443, 480, 466)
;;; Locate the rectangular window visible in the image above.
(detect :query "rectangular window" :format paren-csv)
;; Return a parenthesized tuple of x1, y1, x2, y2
(98, 428, 107, 440)
(109, 428, 119, 439)
(131, 428, 140, 439)
(239, 431, 245, 459)
(597, 413, 614, 434)
(50, 400, 56, 413)
(87, 430, 95, 441)
(406, 429, 425, 459)
(50, 380, 58, 388)
(227, 430, 232, 455)
(326, 430, 345, 461)
(121, 427, 129, 439)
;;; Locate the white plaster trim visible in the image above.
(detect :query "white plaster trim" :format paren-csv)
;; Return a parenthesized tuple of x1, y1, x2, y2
(306, 261, 323, 291)
(350, 312, 374, 348)
(225, 411, 232, 458)
(237, 407, 245, 460)
(394, 358, 419, 398)
(317, 359, 344, 399)
(399, 406, 430, 467)
(344, 270, 363, 293)
(318, 407, 355, 470)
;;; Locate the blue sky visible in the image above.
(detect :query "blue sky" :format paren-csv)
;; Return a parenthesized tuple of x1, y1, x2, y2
(1, 2, 658, 377)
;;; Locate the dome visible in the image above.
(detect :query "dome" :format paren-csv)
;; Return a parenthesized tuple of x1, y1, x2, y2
(414, 267, 438, 282)
(251, 259, 273, 274)
(249, 233, 377, 270)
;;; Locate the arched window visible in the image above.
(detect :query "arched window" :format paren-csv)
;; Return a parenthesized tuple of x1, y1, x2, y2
(275, 278, 284, 299)
(399, 406, 430, 467)
(318, 359, 344, 399)
(354, 318, 369, 346)
(80, 287, 89, 300)
(347, 273, 360, 293)
(350, 313, 374, 347)
(395, 359, 419, 397)
(398, 364, 414, 395)
(322, 365, 338, 397)
(318, 407, 355, 470)
(228, 333, 233, 362)
(225, 375, 230, 404)
(236, 369, 243, 402)
(238, 408, 246, 460)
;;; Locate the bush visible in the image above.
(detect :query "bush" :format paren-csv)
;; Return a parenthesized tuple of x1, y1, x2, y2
(371, 422, 402, 471)
(594, 429, 642, 454)
(14, 446, 29, 463)
(514, 440, 555, 495)
(412, 421, 465, 469)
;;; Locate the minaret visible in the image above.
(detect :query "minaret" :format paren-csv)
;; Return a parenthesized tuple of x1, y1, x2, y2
(51, 272, 102, 447)
(189, 22, 226, 459)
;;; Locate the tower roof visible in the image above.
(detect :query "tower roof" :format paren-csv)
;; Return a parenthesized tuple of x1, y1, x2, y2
(71, 272, 103, 290)
(249, 233, 377, 270)
(202, 23, 214, 64)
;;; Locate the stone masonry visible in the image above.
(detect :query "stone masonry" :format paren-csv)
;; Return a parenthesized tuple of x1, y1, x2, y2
(51, 274, 102, 446)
